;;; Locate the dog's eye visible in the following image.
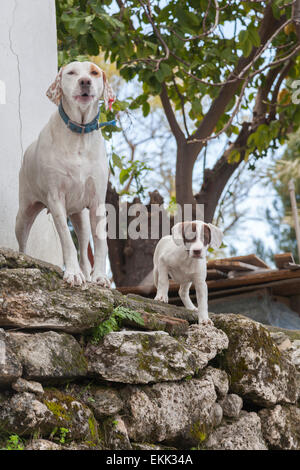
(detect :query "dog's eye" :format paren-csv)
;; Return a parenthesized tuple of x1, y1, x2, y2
(67, 71, 75, 75)
(183, 234, 196, 243)
(91, 71, 99, 76)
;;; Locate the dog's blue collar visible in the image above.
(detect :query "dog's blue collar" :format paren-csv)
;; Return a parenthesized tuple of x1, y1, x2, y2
(58, 101, 116, 134)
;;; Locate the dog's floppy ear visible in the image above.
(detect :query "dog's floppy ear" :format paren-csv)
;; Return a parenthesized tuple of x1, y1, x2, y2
(207, 223, 223, 250)
(101, 71, 116, 111)
(171, 222, 184, 247)
(46, 67, 64, 106)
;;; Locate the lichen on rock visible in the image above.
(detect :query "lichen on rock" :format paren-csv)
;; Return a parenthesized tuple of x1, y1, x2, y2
(85, 330, 196, 384)
(9, 331, 88, 383)
(212, 314, 298, 407)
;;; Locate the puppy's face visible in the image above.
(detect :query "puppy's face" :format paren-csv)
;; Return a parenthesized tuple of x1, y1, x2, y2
(171, 221, 223, 259)
(61, 61, 104, 109)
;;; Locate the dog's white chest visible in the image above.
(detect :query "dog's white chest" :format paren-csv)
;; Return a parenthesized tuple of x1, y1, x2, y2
(61, 151, 107, 214)
(167, 258, 205, 283)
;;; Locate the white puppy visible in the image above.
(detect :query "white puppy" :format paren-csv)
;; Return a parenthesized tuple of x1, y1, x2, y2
(15, 61, 115, 287)
(153, 220, 223, 324)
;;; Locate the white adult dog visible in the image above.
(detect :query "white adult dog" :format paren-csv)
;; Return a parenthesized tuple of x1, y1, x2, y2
(153, 220, 223, 324)
(15, 61, 115, 287)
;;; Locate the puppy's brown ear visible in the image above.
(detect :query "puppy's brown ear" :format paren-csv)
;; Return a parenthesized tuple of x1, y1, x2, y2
(101, 71, 116, 111)
(207, 223, 223, 249)
(203, 224, 211, 246)
(46, 67, 64, 106)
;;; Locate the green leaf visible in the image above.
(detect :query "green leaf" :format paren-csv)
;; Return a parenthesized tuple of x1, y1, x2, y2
(142, 101, 150, 117)
(248, 25, 261, 48)
(242, 38, 253, 57)
(112, 152, 123, 169)
(119, 169, 130, 185)
(86, 34, 99, 55)
(228, 149, 241, 163)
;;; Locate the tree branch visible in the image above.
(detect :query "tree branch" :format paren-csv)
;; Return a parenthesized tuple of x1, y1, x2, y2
(293, 0, 300, 40)
(159, 82, 185, 144)
(172, 76, 190, 138)
(187, 4, 286, 155)
(269, 59, 294, 121)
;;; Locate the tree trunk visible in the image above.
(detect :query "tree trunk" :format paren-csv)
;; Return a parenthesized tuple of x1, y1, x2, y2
(175, 142, 195, 208)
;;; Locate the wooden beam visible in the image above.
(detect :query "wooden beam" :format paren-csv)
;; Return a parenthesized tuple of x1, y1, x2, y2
(207, 269, 300, 291)
(274, 253, 295, 269)
(206, 260, 262, 272)
(206, 269, 228, 280)
(207, 254, 270, 269)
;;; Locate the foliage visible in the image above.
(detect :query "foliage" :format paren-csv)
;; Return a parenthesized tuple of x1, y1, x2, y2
(56, 0, 300, 160)
(110, 151, 152, 196)
(49, 426, 71, 444)
(91, 306, 144, 343)
(1, 434, 24, 451)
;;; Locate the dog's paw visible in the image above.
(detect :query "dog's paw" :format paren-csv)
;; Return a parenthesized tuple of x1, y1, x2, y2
(189, 306, 198, 312)
(154, 294, 168, 303)
(63, 270, 85, 287)
(91, 273, 111, 288)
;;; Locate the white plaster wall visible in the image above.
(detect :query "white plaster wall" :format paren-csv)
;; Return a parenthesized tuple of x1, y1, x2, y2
(0, 0, 63, 266)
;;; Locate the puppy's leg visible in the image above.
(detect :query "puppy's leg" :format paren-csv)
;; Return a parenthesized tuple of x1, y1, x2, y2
(179, 282, 197, 311)
(47, 195, 85, 286)
(154, 260, 169, 303)
(69, 209, 91, 281)
(194, 277, 211, 325)
(89, 203, 110, 288)
(15, 201, 44, 253)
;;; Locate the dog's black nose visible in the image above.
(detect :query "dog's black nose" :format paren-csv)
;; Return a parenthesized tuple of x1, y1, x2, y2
(193, 250, 202, 256)
(79, 78, 91, 87)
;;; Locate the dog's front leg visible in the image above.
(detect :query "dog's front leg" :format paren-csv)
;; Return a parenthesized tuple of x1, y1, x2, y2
(47, 196, 85, 286)
(194, 277, 211, 324)
(154, 261, 169, 303)
(90, 203, 110, 288)
(179, 282, 197, 311)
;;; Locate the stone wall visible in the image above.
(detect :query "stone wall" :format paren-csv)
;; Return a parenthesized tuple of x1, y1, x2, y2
(0, 247, 299, 450)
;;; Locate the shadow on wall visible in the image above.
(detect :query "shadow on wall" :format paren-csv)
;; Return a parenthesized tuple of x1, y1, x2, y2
(209, 290, 300, 330)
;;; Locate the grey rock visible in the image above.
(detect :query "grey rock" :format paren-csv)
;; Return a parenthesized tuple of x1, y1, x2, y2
(25, 439, 62, 450)
(0, 390, 99, 443)
(210, 402, 223, 427)
(120, 292, 198, 324)
(0, 328, 22, 388)
(65, 384, 123, 418)
(9, 331, 87, 383)
(219, 394, 243, 418)
(200, 367, 229, 399)
(103, 416, 132, 450)
(120, 377, 218, 446)
(259, 404, 300, 450)
(205, 411, 268, 450)
(183, 323, 229, 370)
(12, 378, 44, 396)
(86, 330, 195, 384)
(0, 247, 114, 334)
(212, 314, 298, 407)
(132, 443, 177, 450)
(0, 392, 53, 436)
